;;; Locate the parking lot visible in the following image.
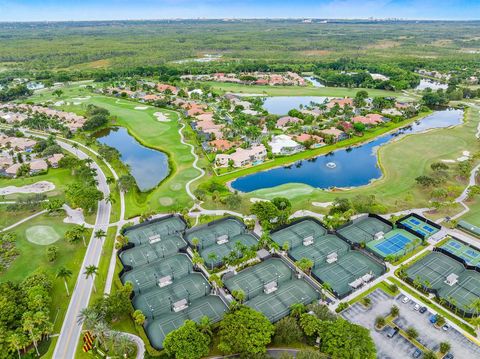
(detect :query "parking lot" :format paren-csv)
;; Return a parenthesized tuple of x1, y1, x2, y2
(342, 288, 480, 359)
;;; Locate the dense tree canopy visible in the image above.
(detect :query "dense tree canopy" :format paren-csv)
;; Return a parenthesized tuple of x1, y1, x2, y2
(163, 320, 211, 359)
(218, 306, 274, 356)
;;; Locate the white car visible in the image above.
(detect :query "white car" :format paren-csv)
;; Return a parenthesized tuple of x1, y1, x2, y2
(402, 296, 410, 304)
(413, 303, 420, 311)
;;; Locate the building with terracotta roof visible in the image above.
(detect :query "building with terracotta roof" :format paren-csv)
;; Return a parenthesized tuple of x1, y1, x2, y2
(320, 127, 347, 142)
(294, 133, 325, 147)
(215, 145, 267, 168)
(209, 139, 234, 152)
(352, 114, 385, 126)
(276, 116, 302, 129)
(326, 98, 354, 109)
(156, 83, 178, 95)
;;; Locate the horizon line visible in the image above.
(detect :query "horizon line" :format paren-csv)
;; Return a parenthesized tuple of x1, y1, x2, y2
(1, 17, 480, 24)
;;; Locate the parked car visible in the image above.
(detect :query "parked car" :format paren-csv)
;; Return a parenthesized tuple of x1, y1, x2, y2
(419, 306, 427, 314)
(412, 348, 422, 358)
(402, 296, 410, 304)
(387, 326, 400, 338)
(444, 353, 454, 359)
(413, 303, 420, 311)
(443, 324, 450, 331)
(429, 314, 438, 323)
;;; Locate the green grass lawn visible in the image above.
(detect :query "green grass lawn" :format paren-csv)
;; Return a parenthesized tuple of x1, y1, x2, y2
(30, 85, 198, 218)
(245, 105, 480, 216)
(0, 212, 91, 355)
(462, 198, 480, 226)
(200, 81, 414, 101)
(0, 167, 76, 202)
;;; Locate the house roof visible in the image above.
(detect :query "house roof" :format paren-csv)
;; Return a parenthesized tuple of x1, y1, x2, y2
(276, 116, 301, 128)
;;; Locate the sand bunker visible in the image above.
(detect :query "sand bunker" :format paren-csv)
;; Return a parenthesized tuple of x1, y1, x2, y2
(312, 201, 333, 208)
(154, 112, 171, 122)
(0, 181, 55, 195)
(442, 150, 471, 163)
(72, 96, 91, 100)
(54, 101, 65, 106)
(135, 106, 149, 110)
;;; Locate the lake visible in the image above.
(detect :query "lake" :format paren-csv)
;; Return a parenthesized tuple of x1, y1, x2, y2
(263, 96, 328, 115)
(304, 76, 325, 87)
(415, 79, 448, 91)
(231, 109, 463, 193)
(96, 127, 169, 192)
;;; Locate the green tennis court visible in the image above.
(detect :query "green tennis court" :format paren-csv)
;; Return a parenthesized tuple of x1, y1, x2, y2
(133, 273, 211, 319)
(119, 234, 187, 268)
(121, 254, 192, 294)
(146, 295, 228, 349)
(271, 219, 327, 249)
(366, 229, 420, 259)
(124, 215, 187, 246)
(405, 251, 480, 316)
(185, 218, 258, 268)
(224, 258, 319, 321)
(440, 239, 480, 267)
(337, 216, 393, 244)
(289, 234, 349, 266)
(313, 251, 385, 298)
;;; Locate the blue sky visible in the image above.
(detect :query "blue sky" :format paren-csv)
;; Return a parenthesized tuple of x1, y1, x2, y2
(0, 0, 479, 22)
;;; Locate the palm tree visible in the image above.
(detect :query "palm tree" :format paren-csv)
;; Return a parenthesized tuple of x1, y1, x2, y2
(290, 303, 306, 318)
(113, 334, 135, 358)
(22, 313, 40, 356)
(56, 266, 73, 296)
(72, 142, 79, 156)
(191, 251, 204, 269)
(207, 252, 218, 270)
(198, 316, 213, 338)
(105, 194, 116, 204)
(191, 237, 200, 250)
(232, 289, 245, 303)
(95, 229, 106, 240)
(8, 333, 23, 359)
(78, 307, 103, 329)
(468, 298, 480, 316)
(84, 265, 99, 293)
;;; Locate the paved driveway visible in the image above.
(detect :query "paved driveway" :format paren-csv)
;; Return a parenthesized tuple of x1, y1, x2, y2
(342, 289, 480, 359)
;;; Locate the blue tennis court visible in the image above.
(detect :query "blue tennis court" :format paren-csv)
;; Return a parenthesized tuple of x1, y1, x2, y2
(399, 216, 439, 238)
(367, 229, 420, 259)
(375, 234, 411, 254)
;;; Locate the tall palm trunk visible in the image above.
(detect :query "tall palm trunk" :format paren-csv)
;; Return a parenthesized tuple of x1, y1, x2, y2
(64, 279, 70, 296)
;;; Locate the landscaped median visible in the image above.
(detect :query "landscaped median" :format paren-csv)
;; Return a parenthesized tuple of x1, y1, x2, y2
(387, 277, 477, 338)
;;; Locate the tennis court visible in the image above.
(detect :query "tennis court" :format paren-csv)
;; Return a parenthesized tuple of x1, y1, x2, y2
(367, 229, 420, 259)
(271, 219, 327, 249)
(119, 234, 187, 268)
(121, 254, 192, 294)
(184, 218, 258, 268)
(124, 215, 187, 246)
(405, 251, 480, 315)
(224, 258, 319, 321)
(440, 239, 480, 267)
(133, 273, 211, 319)
(399, 215, 439, 238)
(313, 251, 385, 298)
(337, 216, 393, 245)
(145, 295, 228, 349)
(289, 234, 349, 266)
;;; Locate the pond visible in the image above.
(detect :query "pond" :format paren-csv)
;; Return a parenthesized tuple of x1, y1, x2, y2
(95, 127, 169, 192)
(262, 96, 328, 115)
(415, 79, 448, 91)
(231, 109, 463, 193)
(304, 76, 325, 87)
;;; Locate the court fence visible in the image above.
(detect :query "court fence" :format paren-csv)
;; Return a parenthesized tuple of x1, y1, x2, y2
(120, 213, 188, 236)
(396, 213, 441, 240)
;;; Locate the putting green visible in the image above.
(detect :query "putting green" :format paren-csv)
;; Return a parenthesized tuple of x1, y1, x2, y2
(26, 225, 60, 245)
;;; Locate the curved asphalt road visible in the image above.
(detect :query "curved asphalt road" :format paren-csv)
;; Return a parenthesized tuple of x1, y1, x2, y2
(38, 136, 113, 359)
